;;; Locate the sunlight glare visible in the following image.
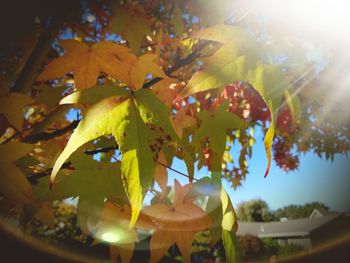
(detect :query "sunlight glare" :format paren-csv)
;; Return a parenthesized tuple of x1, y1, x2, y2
(254, 0, 350, 43)
(101, 232, 120, 243)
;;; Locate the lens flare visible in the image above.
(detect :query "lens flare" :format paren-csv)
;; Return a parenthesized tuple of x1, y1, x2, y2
(101, 232, 120, 243)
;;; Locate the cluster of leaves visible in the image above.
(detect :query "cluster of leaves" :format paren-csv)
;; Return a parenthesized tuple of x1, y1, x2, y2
(0, 0, 349, 262)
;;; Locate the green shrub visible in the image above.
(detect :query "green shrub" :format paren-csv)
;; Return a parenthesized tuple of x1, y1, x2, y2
(239, 234, 265, 260)
(278, 243, 305, 258)
(262, 238, 279, 256)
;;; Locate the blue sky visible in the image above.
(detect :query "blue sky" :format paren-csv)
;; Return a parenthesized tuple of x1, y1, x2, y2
(168, 128, 350, 212)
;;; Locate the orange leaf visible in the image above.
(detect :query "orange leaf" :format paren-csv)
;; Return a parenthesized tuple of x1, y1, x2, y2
(95, 202, 155, 263)
(151, 78, 178, 107)
(128, 54, 167, 90)
(143, 180, 212, 262)
(172, 107, 196, 139)
(154, 152, 168, 198)
(38, 40, 132, 89)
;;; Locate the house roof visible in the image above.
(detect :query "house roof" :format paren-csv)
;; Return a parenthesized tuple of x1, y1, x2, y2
(237, 214, 340, 238)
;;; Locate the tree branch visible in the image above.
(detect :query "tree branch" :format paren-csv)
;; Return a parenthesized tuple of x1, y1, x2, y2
(27, 162, 72, 184)
(23, 120, 80, 144)
(84, 145, 119, 155)
(142, 41, 209, 89)
(10, 0, 77, 93)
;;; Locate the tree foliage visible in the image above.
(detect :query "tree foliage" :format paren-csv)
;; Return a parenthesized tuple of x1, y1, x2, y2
(0, 0, 349, 262)
(273, 202, 330, 220)
(236, 199, 274, 222)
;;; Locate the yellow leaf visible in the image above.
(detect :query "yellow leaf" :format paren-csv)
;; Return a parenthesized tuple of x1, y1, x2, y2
(128, 54, 167, 90)
(151, 78, 178, 107)
(38, 40, 132, 89)
(172, 107, 196, 139)
(154, 152, 168, 198)
(0, 93, 32, 131)
(0, 142, 35, 203)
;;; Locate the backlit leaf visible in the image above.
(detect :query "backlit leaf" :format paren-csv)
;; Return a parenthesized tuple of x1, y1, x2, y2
(109, 4, 153, 53)
(50, 89, 176, 227)
(144, 180, 212, 263)
(247, 64, 290, 176)
(192, 101, 244, 169)
(0, 93, 32, 131)
(0, 142, 35, 203)
(179, 24, 258, 98)
(38, 40, 132, 89)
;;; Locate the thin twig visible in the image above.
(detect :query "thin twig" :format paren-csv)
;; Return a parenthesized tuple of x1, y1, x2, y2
(84, 145, 119, 155)
(158, 161, 197, 181)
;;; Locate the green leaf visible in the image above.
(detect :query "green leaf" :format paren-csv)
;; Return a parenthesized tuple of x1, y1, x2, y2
(178, 25, 259, 99)
(192, 101, 244, 170)
(247, 64, 290, 177)
(222, 230, 242, 263)
(50, 89, 176, 227)
(60, 82, 130, 105)
(183, 53, 251, 98)
(118, 99, 156, 228)
(134, 89, 178, 141)
(35, 153, 124, 230)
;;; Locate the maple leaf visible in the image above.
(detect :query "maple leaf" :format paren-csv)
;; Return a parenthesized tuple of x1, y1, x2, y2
(178, 24, 258, 99)
(38, 40, 132, 89)
(154, 152, 168, 198)
(60, 81, 130, 105)
(204, 172, 240, 262)
(171, 5, 185, 36)
(178, 24, 296, 177)
(109, 4, 153, 52)
(151, 78, 179, 107)
(143, 180, 212, 263)
(247, 64, 291, 176)
(172, 107, 197, 139)
(94, 202, 155, 263)
(0, 93, 32, 131)
(0, 142, 35, 203)
(95, 202, 138, 263)
(127, 54, 167, 90)
(35, 84, 67, 110)
(192, 101, 244, 170)
(51, 87, 177, 227)
(34, 153, 125, 231)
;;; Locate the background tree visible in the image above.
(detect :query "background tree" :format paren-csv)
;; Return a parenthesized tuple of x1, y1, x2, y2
(0, 0, 349, 262)
(236, 199, 274, 222)
(273, 202, 330, 220)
